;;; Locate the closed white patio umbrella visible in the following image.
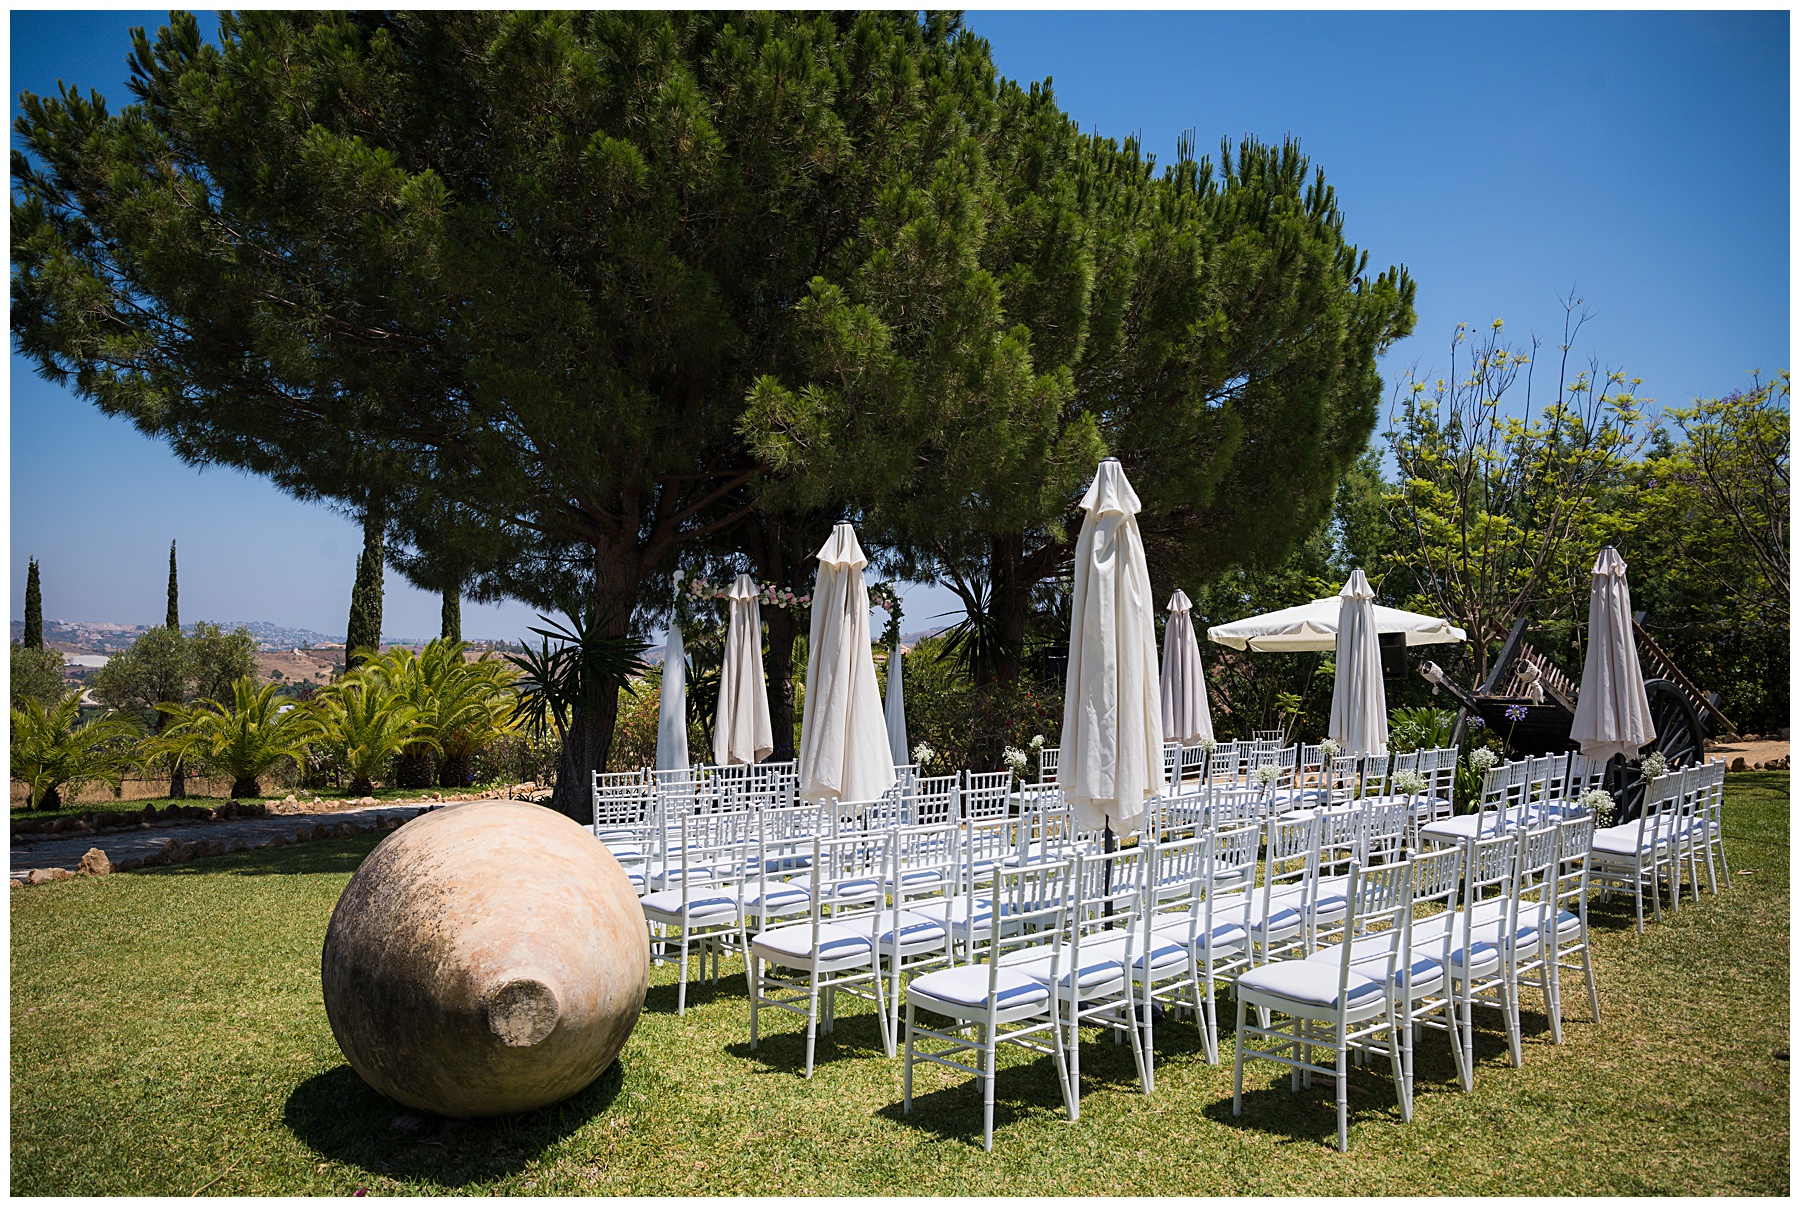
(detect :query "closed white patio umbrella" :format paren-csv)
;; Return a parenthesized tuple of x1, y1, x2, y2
(1160, 589, 1214, 744)
(714, 573, 774, 767)
(1570, 546, 1656, 763)
(797, 522, 895, 803)
(1062, 459, 1163, 836)
(1207, 596, 1467, 652)
(1327, 569, 1388, 758)
(655, 620, 690, 771)
(884, 638, 909, 768)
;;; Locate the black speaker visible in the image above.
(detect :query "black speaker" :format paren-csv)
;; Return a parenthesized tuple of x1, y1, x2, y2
(1379, 631, 1407, 680)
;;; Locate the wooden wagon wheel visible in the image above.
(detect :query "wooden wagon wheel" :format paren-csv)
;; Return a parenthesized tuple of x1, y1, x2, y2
(1611, 678, 1708, 821)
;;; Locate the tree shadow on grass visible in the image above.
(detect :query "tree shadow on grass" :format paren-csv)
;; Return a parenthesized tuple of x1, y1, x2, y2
(642, 967, 751, 1014)
(283, 1059, 624, 1189)
(724, 1005, 891, 1075)
(873, 1055, 1076, 1149)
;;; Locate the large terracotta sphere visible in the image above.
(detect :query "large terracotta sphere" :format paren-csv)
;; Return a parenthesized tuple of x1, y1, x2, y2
(322, 801, 647, 1118)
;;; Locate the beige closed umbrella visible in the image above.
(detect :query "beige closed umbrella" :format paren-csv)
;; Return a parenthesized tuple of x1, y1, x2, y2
(1327, 569, 1388, 758)
(1061, 459, 1164, 836)
(1160, 589, 1214, 744)
(1570, 546, 1656, 763)
(797, 522, 895, 803)
(713, 573, 773, 766)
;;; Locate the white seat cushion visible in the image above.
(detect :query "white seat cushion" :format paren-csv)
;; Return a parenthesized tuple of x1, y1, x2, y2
(751, 921, 873, 968)
(1591, 824, 1659, 856)
(1151, 915, 1249, 955)
(1305, 937, 1443, 993)
(876, 910, 949, 953)
(908, 964, 1050, 1013)
(743, 883, 811, 914)
(1237, 959, 1384, 1011)
(1011, 934, 1129, 993)
(640, 887, 738, 922)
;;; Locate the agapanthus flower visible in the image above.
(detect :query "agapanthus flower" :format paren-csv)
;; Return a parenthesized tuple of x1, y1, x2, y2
(1467, 716, 1487, 730)
(1505, 704, 1529, 722)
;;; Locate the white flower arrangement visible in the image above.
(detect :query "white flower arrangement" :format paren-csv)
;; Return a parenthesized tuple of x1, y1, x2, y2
(1578, 787, 1616, 825)
(1195, 735, 1218, 753)
(1254, 763, 1281, 786)
(1468, 747, 1499, 773)
(912, 742, 935, 767)
(1319, 738, 1342, 759)
(1002, 746, 1030, 774)
(1640, 750, 1671, 780)
(1390, 769, 1428, 796)
(1029, 733, 1045, 750)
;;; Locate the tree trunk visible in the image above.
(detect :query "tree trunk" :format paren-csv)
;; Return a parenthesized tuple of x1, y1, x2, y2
(394, 744, 436, 789)
(231, 775, 260, 799)
(547, 553, 637, 825)
(764, 604, 800, 762)
(349, 775, 374, 797)
(37, 784, 60, 811)
(168, 757, 186, 800)
(438, 752, 472, 789)
(989, 532, 1030, 684)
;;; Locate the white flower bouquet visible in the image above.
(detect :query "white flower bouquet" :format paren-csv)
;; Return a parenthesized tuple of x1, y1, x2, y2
(1390, 769, 1428, 797)
(1468, 747, 1498, 774)
(1319, 738, 1342, 759)
(912, 743, 935, 767)
(1002, 746, 1029, 774)
(1578, 787, 1616, 826)
(1254, 763, 1281, 787)
(1640, 750, 1671, 780)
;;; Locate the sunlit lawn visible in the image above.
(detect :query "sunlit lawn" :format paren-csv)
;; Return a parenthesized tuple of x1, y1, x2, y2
(11, 774, 1788, 1195)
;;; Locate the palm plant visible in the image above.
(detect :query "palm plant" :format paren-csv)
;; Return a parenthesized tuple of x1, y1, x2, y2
(319, 677, 432, 796)
(10, 690, 141, 810)
(151, 678, 319, 799)
(356, 641, 518, 789)
(505, 601, 650, 746)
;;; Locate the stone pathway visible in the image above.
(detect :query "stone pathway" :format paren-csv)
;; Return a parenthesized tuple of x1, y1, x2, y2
(10, 800, 508, 881)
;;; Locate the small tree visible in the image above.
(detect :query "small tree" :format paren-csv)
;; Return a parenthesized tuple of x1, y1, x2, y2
(22, 557, 42, 649)
(1384, 303, 1643, 679)
(11, 691, 140, 810)
(10, 646, 66, 710)
(188, 622, 259, 705)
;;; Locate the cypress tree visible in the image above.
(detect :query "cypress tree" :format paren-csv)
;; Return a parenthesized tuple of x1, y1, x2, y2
(440, 585, 461, 645)
(166, 540, 180, 631)
(22, 557, 42, 649)
(344, 507, 384, 671)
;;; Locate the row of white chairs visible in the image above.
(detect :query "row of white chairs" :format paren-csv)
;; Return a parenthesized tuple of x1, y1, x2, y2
(1585, 760, 1730, 932)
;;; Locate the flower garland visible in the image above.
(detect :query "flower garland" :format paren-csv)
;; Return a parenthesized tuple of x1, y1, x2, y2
(679, 573, 903, 617)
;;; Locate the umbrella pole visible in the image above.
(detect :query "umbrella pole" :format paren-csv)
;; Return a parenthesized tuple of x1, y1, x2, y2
(1103, 817, 1115, 925)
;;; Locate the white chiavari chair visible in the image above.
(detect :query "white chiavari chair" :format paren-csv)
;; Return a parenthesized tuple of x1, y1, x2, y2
(903, 858, 1076, 1151)
(748, 830, 893, 1075)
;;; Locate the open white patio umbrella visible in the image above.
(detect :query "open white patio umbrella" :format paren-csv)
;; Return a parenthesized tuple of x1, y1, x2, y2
(1327, 569, 1388, 758)
(714, 573, 773, 766)
(1207, 596, 1467, 652)
(884, 638, 909, 768)
(655, 620, 690, 771)
(1061, 459, 1163, 836)
(797, 522, 895, 803)
(1570, 546, 1656, 763)
(1160, 589, 1214, 744)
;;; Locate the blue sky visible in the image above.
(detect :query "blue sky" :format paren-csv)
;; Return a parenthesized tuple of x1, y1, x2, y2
(10, 10, 1789, 641)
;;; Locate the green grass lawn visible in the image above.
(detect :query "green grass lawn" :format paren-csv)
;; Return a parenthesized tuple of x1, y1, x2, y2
(12, 773, 1789, 1195)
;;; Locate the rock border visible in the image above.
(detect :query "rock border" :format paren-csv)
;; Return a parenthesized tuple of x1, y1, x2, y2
(11, 786, 542, 838)
(11, 808, 433, 889)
